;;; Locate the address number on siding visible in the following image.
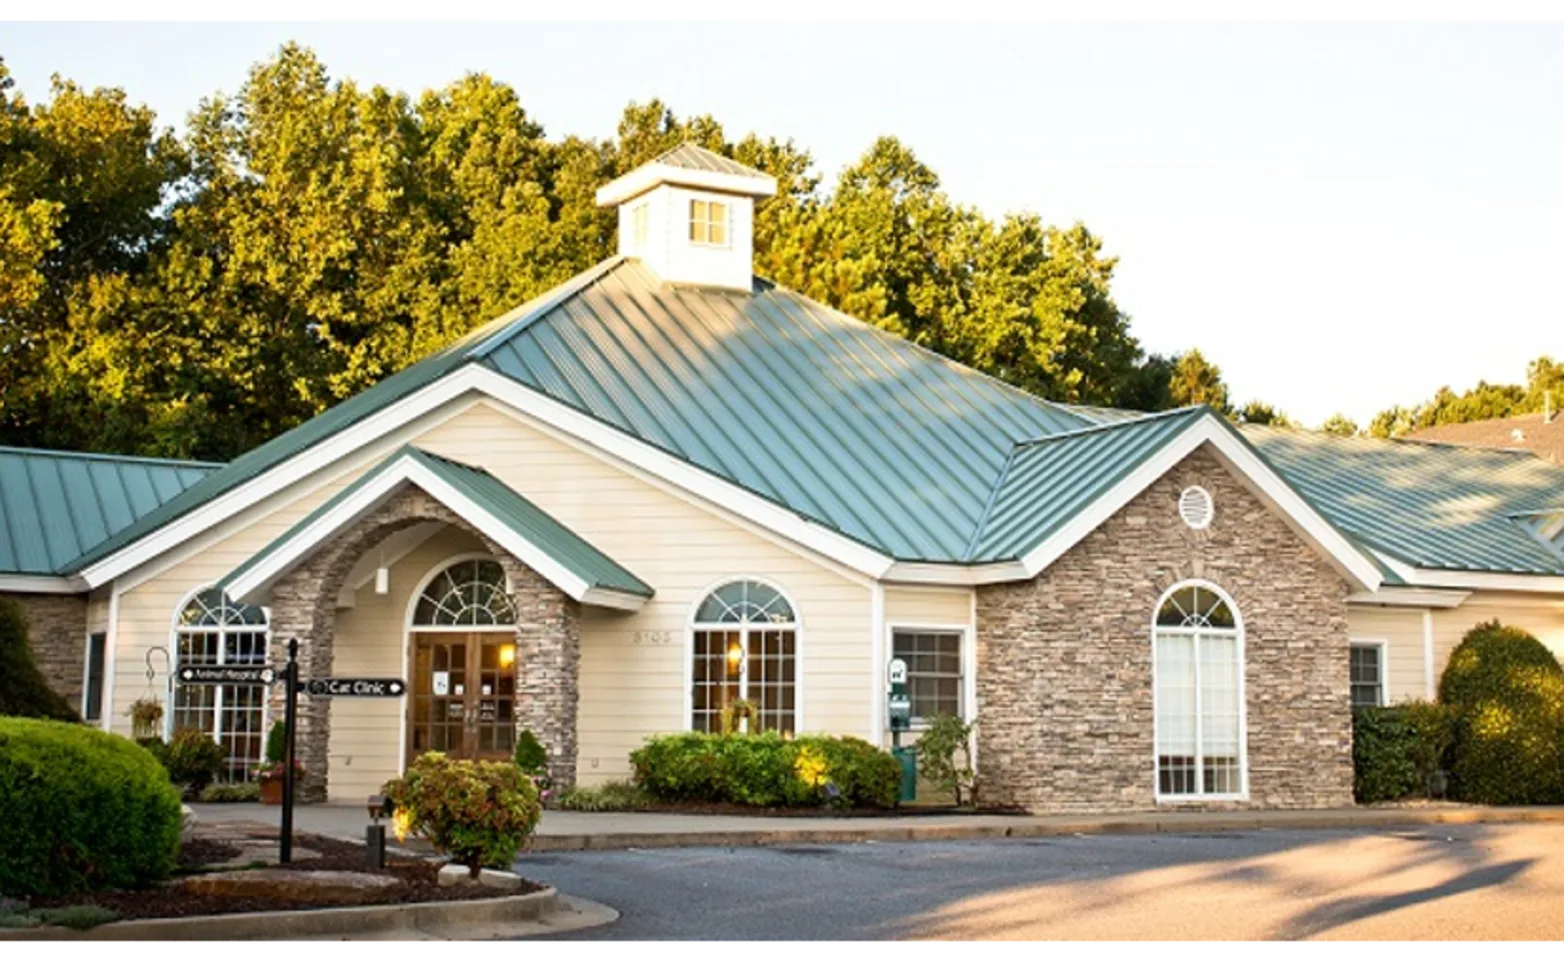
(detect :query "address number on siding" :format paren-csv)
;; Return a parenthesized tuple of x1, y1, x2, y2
(633, 630, 677, 645)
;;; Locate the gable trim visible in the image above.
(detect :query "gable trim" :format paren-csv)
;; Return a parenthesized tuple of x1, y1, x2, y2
(1012, 415, 1383, 592)
(1371, 549, 1564, 594)
(223, 450, 648, 611)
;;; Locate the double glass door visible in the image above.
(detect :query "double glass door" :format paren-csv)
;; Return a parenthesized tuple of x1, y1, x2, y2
(409, 632, 518, 762)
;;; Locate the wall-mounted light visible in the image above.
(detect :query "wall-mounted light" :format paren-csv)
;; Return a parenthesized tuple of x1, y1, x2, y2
(374, 567, 390, 595)
(499, 644, 516, 669)
(726, 640, 744, 675)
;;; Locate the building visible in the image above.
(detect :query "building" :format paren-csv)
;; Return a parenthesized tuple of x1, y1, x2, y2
(3, 145, 1562, 811)
(1408, 409, 1564, 464)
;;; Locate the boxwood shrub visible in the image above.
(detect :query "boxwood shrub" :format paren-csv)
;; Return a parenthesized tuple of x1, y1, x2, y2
(1351, 702, 1453, 803)
(1438, 620, 1564, 805)
(0, 717, 182, 897)
(630, 732, 900, 809)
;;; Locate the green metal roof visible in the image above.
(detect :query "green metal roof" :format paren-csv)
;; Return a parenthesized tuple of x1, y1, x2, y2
(969, 408, 1207, 561)
(1244, 427, 1564, 576)
(221, 446, 651, 600)
(0, 446, 219, 576)
(654, 143, 772, 179)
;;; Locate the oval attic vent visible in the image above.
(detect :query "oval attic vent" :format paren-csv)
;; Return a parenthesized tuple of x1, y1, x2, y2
(1179, 486, 1214, 530)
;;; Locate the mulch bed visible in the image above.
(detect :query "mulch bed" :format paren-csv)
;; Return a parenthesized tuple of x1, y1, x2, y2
(27, 833, 542, 923)
(575, 800, 1026, 817)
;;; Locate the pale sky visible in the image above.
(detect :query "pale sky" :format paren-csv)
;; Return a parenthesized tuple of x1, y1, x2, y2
(4, 21, 1561, 426)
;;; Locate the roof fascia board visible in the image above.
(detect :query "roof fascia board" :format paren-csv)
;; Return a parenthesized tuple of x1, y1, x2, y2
(1346, 586, 1471, 609)
(1372, 549, 1564, 594)
(881, 560, 1030, 586)
(595, 164, 777, 207)
(0, 574, 86, 594)
(1016, 416, 1384, 592)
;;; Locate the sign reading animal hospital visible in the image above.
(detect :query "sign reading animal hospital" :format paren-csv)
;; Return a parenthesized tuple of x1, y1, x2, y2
(178, 665, 276, 686)
(305, 677, 407, 698)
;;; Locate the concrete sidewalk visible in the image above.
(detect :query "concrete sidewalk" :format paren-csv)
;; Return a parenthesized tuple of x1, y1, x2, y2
(188, 802, 1564, 853)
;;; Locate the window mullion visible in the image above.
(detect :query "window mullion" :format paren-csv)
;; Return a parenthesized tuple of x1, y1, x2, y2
(1193, 631, 1205, 797)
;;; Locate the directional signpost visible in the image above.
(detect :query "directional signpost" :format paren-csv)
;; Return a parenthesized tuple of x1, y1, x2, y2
(305, 677, 407, 698)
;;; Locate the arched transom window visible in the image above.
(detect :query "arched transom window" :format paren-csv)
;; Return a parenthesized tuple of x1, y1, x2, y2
(172, 588, 269, 782)
(413, 559, 516, 627)
(691, 580, 796, 734)
(1153, 582, 1244, 799)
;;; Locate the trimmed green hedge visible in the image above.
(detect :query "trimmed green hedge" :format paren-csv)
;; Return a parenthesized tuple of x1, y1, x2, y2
(1438, 620, 1564, 805)
(630, 732, 901, 809)
(1352, 702, 1453, 803)
(0, 717, 182, 896)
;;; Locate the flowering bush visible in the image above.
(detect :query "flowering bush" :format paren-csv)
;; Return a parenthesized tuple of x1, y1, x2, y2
(383, 752, 542, 876)
(252, 759, 305, 783)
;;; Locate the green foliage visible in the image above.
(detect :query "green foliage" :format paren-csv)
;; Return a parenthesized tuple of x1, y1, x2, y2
(1233, 400, 1296, 428)
(1167, 349, 1230, 413)
(264, 719, 287, 764)
(916, 714, 977, 806)
(161, 727, 227, 796)
(553, 780, 651, 812)
(630, 732, 900, 809)
(383, 751, 541, 876)
(0, 717, 182, 896)
(29, 905, 120, 930)
(0, 597, 79, 722)
(1320, 413, 1359, 437)
(1438, 620, 1564, 804)
(1351, 702, 1454, 803)
(198, 781, 260, 803)
(0, 47, 1169, 459)
(512, 729, 547, 775)
(1369, 355, 1562, 438)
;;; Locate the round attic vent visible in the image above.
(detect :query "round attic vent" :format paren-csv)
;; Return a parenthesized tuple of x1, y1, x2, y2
(1179, 486, 1214, 530)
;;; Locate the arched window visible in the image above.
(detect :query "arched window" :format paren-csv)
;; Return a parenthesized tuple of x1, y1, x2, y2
(691, 580, 796, 734)
(1153, 582, 1244, 798)
(412, 559, 516, 626)
(172, 588, 269, 782)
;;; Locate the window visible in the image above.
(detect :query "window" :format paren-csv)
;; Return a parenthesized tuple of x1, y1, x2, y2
(689, 198, 728, 246)
(631, 202, 649, 250)
(172, 589, 268, 782)
(1350, 642, 1385, 707)
(82, 632, 106, 722)
(1153, 582, 1244, 798)
(691, 579, 795, 734)
(891, 629, 963, 721)
(413, 559, 516, 627)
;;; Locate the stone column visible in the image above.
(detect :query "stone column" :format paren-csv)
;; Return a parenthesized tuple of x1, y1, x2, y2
(494, 556, 581, 788)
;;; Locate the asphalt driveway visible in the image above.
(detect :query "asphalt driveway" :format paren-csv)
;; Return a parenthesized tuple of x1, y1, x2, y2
(515, 823, 1564, 940)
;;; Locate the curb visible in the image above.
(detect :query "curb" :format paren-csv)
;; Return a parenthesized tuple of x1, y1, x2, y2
(522, 806, 1564, 853)
(0, 887, 559, 941)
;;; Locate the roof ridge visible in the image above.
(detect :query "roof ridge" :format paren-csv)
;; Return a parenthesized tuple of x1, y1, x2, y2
(463, 256, 628, 361)
(1009, 405, 1207, 450)
(963, 444, 1022, 562)
(0, 445, 224, 469)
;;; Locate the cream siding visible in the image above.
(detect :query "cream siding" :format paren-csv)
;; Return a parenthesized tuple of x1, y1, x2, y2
(885, 585, 973, 628)
(1430, 592, 1564, 682)
(107, 397, 873, 793)
(1345, 605, 1429, 702)
(411, 402, 873, 786)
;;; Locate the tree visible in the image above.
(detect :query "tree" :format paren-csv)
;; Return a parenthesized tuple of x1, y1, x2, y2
(1233, 400, 1295, 428)
(1167, 349, 1230, 412)
(1320, 413, 1359, 437)
(1366, 355, 1562, 439)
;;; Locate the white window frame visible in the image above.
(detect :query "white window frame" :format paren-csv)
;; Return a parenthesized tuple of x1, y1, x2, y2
(689, 198, 730, 248)
(1349, 638, 1389, 708)
(167, 586, 271, 782)
(409, 556, 518, 630)
(81, 629, 107, 723)
(1151, 579, 1248, 803)
(685, 576, 802, 734)
(887, 622, 970, 727)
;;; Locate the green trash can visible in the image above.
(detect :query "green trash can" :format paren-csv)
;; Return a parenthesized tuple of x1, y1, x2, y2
(892, 745, 917, 803)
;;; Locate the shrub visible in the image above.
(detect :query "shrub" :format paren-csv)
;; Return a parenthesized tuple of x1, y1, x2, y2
(630, 732, 901, 809)
(0, 598, 79, 722)
(1352, 702, 1454, 803)
(383, 752, 541, 876)
(513, 729, 547, 774)
(162, 727, 228, 796)
(264, 719, 287, 764)
(1438, 620, 1564, 804)
(198, 781, 261, 803)
(554, 780, 652, 812)
(0, 717, 182, 896)
(917, 714, 977, 806)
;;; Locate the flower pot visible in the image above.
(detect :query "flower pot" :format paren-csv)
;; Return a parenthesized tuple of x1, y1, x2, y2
(259, 777, 284, 805)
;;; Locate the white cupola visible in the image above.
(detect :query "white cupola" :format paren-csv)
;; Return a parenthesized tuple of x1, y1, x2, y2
(595, 143, 777, 291)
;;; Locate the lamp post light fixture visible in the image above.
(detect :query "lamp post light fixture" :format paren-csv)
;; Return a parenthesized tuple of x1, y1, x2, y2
(365, 794, 394, 869)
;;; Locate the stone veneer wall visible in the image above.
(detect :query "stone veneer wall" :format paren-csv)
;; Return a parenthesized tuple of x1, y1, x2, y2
(268, 485, 581, 801)
(974, 445, 1354, 813)
(1, 591, 88, 710)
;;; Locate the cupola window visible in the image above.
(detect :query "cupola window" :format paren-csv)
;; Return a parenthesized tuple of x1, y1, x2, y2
(689, 198, 729, 246)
